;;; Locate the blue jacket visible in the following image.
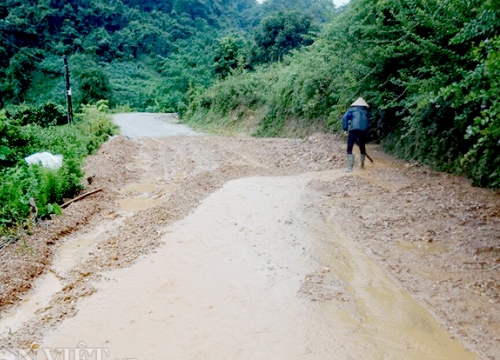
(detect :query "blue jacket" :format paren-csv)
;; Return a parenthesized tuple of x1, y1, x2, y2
(342, 106, 370, 132)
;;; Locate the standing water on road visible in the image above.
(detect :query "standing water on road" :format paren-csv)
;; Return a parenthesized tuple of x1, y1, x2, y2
(40, 173, 475, 360)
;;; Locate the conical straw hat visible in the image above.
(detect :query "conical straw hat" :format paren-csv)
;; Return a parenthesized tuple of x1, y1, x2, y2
(351, 97, 369, 107)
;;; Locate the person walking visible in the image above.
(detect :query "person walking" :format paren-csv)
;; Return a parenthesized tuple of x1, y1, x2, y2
(342, 97, 370, 172)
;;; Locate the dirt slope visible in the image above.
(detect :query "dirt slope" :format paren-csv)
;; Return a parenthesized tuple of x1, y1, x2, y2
(0, 131, 499, 359)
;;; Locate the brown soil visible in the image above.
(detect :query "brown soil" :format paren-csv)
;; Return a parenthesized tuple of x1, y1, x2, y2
(0, 133, 499, 359)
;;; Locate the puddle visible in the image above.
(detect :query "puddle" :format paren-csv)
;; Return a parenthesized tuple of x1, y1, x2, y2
(160, 184, 176, 195)
(118, 196, 161, 212)
(0, 225, 120, 336)
(41, 173, 476, 359)
(398, 240, 449, 254)
(0, 230, 103, 335)
(52, 229, 102, 274)
(318, 220, 472, 359)
(121, 183, 155, 194)
(491, 322, 500, 336)
(0, 272, 62, 335)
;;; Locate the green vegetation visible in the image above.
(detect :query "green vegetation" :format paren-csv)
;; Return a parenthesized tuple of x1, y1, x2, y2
(186, 0, 500, 188)
(0, 0, 334, 112)
(253, 10, 314, 63)
(0, 101, 117, 239)
(2, 0, 498, 241)
(0, 0, 333, 234)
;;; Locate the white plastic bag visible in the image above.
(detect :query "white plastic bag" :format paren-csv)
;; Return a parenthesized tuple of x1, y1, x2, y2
(25, 152, 63, 170)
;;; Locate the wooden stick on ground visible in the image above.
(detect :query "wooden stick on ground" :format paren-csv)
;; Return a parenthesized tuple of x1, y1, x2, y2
(61, 188, 103, 209)
(354, 139, 374, 163)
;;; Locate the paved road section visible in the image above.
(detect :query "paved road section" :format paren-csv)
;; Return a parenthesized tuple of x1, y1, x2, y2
(113, 112, 200, 138)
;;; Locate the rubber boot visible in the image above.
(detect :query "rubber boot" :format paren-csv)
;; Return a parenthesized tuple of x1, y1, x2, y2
(345, 154, 355, 172)
(360, 154, 366, 169)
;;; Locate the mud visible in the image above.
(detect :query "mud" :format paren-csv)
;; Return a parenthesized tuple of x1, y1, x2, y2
(40, 174, 474, 359)
(0, 115, 499, 359)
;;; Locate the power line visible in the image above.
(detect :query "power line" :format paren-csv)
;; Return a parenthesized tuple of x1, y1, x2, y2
(0, 21, 63, 78)
(0, 32, 46, 62)
(0, 19, 46, 62)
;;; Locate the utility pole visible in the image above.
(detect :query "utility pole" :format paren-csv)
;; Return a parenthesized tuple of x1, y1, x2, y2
(63, 55, 73, 124)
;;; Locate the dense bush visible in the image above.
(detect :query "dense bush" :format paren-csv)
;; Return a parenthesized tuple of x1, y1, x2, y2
(5, 102, 67, 127)
(0, 100, 117, 233)
(0, 110, 32, 167)
(0, 102, 69, 169)
(456, 37, 500, 187)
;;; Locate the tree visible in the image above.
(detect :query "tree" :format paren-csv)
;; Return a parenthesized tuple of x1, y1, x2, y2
(71, 55, 112, 105)
(254, 10, 313, 62)
(213, 35, 246, 78)
(77, 67, 111, 105)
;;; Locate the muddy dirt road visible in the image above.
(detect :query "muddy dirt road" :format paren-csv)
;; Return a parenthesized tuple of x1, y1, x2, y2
(1, 113, 499, 359)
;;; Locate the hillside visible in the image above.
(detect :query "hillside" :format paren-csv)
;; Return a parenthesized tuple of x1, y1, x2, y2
(0, 0, 336, 111)
(185, 0, 500, 188)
